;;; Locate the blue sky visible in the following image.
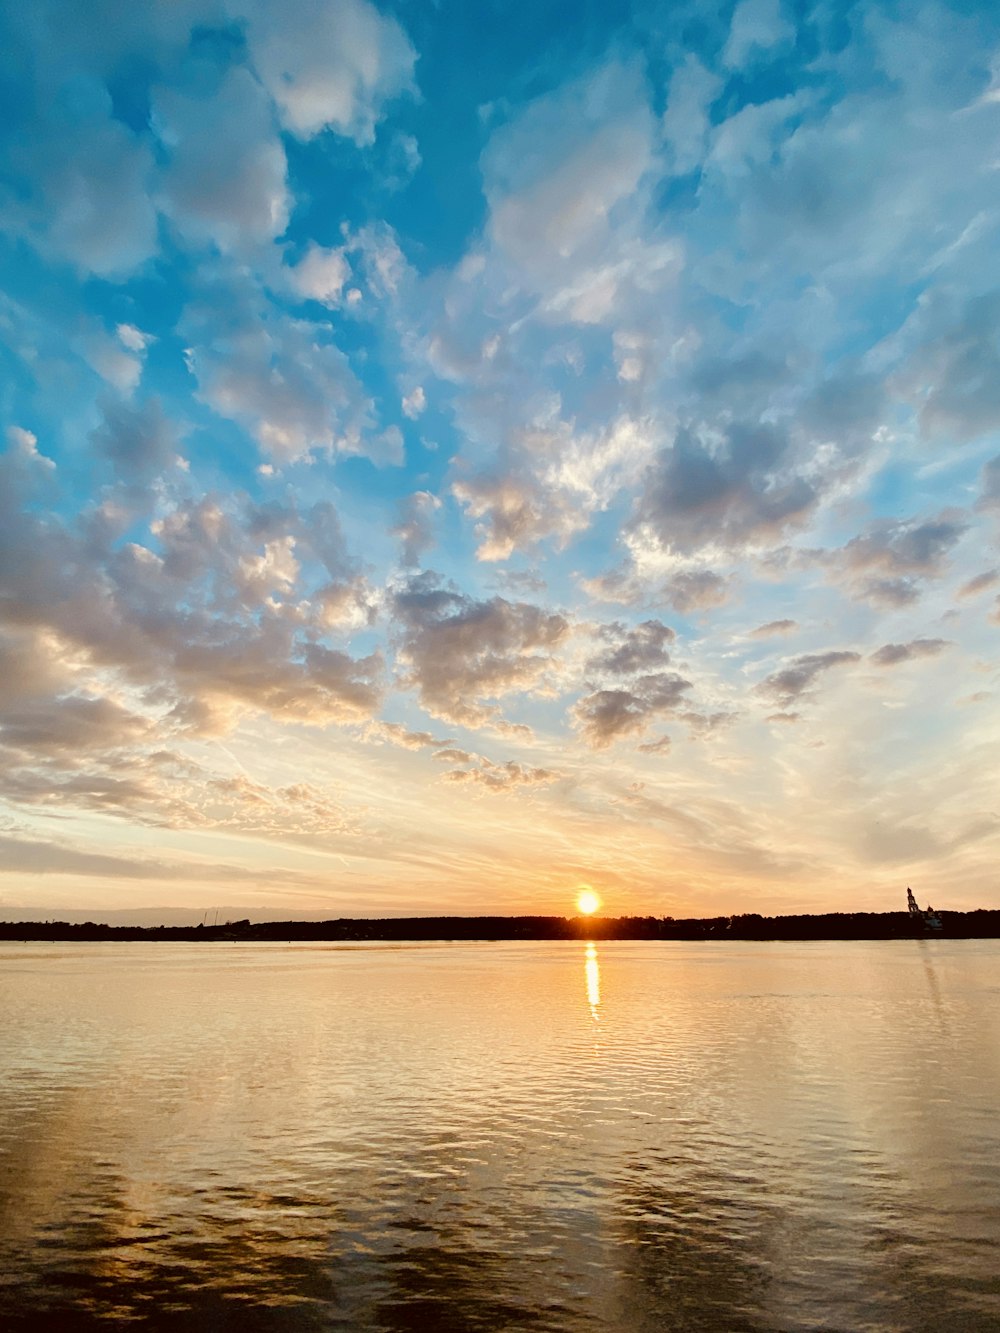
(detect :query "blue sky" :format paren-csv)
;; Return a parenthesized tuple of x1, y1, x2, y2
(1, 0, 999, 921)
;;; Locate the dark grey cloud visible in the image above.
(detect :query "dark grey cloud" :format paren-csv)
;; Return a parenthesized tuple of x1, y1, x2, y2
(0, 695, 150, 755)
(836, 512, 968, 606)
(581, 566, 730, 614)
(869, 638, 949, 667)
(633, 421, 815, 555)
(841, 514, 967, 575)
(588, 619, 675, 675)
(662, 569, 731, 613)
(757, 650, 860, 706)
(90, 396, 179, 488)
(749, 618, 798, 638)
(574, 672, 692, 748)
(392, 573, 569, 728)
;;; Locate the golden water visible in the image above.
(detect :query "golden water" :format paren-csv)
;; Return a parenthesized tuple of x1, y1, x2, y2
(2, 939, 999, 1330)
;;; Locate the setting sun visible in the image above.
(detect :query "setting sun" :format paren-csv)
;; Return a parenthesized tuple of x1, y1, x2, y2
(576, 888, 601, 916)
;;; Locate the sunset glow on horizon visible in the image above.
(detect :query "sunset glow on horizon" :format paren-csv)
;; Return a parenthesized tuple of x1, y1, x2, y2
(0, 0, 998, 924)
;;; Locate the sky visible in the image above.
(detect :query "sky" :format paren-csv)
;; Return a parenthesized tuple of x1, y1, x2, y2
(1, 0, 999, 923)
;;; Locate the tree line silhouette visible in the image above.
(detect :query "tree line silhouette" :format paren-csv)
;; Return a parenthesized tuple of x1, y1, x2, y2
(3, 909, 1000, 942)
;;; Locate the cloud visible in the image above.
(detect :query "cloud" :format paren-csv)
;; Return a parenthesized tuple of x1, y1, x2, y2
(365, 721, 452, 751)
(0, 628, 75, 706)
(0, 833, 194, 881)
(452, 472, 580, 562)
(393, 490, 440, 567)
(958, 569, 999, 598)
(678, 709, 738, 737)
(0, 446, 386, 752)
(90, 396, 180, 487)
(631, 421, 816, 557)
(722, 0, 795, 68)
(587, 619, 675, 675)
(579, 565, 731, 614)
(574, 673, 693, 748)
(236, 0, 417, 145)
(287, 244, 351, 307)
(154, 66, 290, 250)
(0, 694, 151, 755)
(869, 638, 950, 667)
(442, 757, 559, 793)
(453, 469, 578, 562)
(452, 413, 658, 561)
(401, 386, 426, 420)
(905, 292, 1000, 443)
(392, 574, 569, 729)
(2, 77, 158, 277)
(750, 619, 798, 638)
(78, 328, 146, 394)
(573, 614, 695, 747)
(482, 60, 658, 314)
(757, 651, 861, 706)
(662, 56, 722, 174)
(663, 569, 731, 613)
(181, 271, 373, 463)
(432, 747, 473, 764)
(835, 513, 969, 606)
(637, 734, 672, 754)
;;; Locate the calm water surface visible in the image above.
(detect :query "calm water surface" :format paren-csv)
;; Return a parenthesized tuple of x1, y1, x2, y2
(2, 939, 999, 1331)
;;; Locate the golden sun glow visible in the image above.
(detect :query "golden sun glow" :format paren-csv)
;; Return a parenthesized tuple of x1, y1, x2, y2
(576, 888, 601, 916)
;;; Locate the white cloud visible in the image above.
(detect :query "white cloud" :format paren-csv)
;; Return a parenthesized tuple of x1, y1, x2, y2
(182, 270, 373, 463)
(79, 329, 144, 394)
(288, 244, 351, 306)
(482, 61, 661, 314)
(3, 80, 158, 277)
(116, 323, 154, 354)
(402, 385, 426, 419)
(392, 574, 569, 729)
(723, 0, 795, 68)
(662, 55, 722, 174)
(154, 66, 290, 250)
(234, 0, 417, 145)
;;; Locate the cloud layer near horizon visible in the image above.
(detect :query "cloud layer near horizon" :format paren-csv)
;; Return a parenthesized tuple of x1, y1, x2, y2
(0, 0, 998, 918)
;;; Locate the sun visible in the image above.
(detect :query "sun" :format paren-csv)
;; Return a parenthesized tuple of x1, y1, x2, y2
(575, 887, 602, 916)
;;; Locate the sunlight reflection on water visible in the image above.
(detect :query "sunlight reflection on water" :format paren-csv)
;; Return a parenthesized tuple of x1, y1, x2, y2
(2, 939, 1000, 1330)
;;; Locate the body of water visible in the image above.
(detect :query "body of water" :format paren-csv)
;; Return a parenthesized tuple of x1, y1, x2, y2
(2, 938, 999, 1330)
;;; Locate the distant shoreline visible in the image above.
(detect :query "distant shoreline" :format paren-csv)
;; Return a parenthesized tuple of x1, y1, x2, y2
(3, 910, 1000, 943)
